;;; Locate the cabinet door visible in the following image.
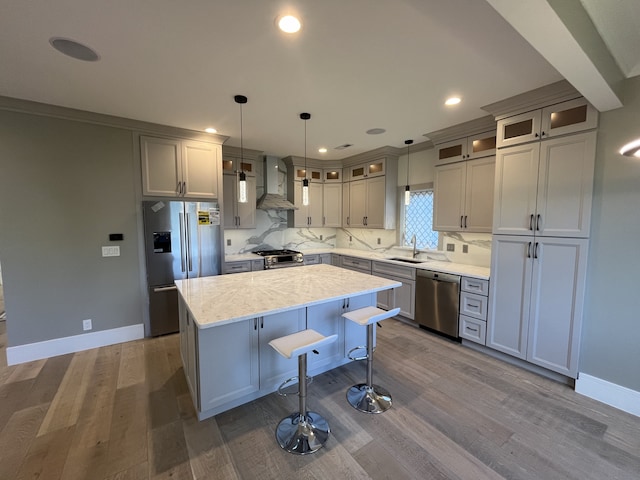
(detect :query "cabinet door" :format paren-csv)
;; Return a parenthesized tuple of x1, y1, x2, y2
(436, 138, 467, 165)
(434, 161, 466, 231)
(342, 182, 351, 227)
(487, 236, 533, 360)
(349, 179, 367, 227)
(141, 136, 181, 197)
(259, 310, 306, 392)
(292, 182, 309, 227)
(323, 168, 342, 183)
(182, 140, 219, 199)
(309, 182, 324, 227)
(236, 175, 256, 228)
(323, 182, 343, 227)
(464, 156, 495, 232)
(366, 158, 386, 178)
(497, 110, 542, 148)
(466, 131, 497, 160)
(492, 143, 540, 235)
(535, 132, 596, 238)
(526, 238, 588, 378)
(197, 319, 259, 412)
(541, 98, 598, 139)
(222, 174, 237, 228)
(349, 164, 367, 181)
(365, 176, 386, 228)
(307, 300, 346, 372)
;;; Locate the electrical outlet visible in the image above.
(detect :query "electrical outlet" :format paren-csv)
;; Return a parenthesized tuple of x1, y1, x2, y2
(320, 234, 323, 240)
(227, 239, 231, 246)
(446, 243, 455, 252)
(462, 244, 469, 253)
(377, 238, 381, 245)
(83, 319, 92, 331)
(349, 236, 352, 242)
(101, 246, 120, 257)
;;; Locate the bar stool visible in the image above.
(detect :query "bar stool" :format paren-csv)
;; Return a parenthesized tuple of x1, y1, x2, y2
(342, 306, 400, 414)
(269, 329, 338, 455)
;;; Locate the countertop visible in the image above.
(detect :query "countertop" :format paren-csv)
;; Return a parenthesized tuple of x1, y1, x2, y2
(175, 264, 401, 329)
(224, 248, 490, 280)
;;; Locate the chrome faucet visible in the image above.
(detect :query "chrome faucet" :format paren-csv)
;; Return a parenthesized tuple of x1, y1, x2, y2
(411, 234, 417, 258)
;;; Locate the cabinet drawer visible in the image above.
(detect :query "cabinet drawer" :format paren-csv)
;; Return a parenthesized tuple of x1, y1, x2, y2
(460, 315, 486, 345)
(225, 261, 251, 274)
(461, 277, 489, 296)
(304, 254, 320, 265)
(372, 261, 416, 280)
(341, 256, 372, 273)
(460, 291, 488, 320)
(251, 259, 265, 271)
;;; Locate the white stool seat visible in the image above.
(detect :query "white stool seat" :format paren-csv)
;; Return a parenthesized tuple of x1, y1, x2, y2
(269, 329, 338, 359)
(342, 306, 400, 326)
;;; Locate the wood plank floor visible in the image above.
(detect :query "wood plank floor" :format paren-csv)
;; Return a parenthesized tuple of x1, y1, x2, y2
(1, 318, 639, 479)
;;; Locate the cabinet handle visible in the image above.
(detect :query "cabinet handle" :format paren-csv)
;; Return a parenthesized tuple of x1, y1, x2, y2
(177, 181, 182, 195)
(260, 317, 264, 329)
(460, 216, 464, 228)
(464, 215, 468, 229)
(346, 298, 350, 309)
(323, 216, 326, 226)
(182, 181, 187, 195)
(534, 242, 539, 259)
(254, 318, 257, 330)
(535, 132, 539, 138)
(466, 326, 479, 333)
(541, 131, 546, 137)
(536, 214, 541, 231)
(529, 214, 534, 231)
(527, 242, 532, 258)
(347, 216, 350, 226)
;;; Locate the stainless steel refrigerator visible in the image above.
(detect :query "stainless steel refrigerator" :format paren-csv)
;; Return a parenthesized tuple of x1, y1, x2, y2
(143, 200, 221, 336)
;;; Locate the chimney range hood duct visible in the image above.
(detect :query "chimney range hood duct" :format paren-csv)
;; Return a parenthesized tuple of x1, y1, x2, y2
(257, 156, 298, 211)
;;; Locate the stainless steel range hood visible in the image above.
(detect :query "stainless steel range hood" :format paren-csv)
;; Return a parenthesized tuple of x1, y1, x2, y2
(257, 156, 298, 211)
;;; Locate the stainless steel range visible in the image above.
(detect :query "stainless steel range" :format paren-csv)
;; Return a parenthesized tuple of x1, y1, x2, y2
(255, 249, 304, 269)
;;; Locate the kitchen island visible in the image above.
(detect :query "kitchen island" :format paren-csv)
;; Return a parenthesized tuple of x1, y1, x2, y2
(175, 264, 401, 420)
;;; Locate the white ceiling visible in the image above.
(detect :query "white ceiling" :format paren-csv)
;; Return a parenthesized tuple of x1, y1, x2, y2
(0, 0, 633, 160)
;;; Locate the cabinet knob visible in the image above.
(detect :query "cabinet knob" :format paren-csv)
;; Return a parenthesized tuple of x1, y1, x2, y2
(535, 133, 539, 138)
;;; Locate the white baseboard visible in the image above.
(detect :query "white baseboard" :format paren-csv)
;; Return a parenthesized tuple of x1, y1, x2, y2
(575, 373, 640, 418)
(6, 324, 144, 366)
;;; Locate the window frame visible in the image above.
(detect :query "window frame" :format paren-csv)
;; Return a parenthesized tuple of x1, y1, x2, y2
(397, 182, 440, 251)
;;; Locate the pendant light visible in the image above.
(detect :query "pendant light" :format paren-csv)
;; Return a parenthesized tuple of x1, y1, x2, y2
(300, 112, 311, 206)
(404, 139, 413, 206)
(234, 95, 248, 203)
(619, 138, 640, 157)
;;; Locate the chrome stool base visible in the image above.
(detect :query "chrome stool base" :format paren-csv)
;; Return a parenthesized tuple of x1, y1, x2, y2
(346, 383, 392, 414)
(275, 411, 330, 455)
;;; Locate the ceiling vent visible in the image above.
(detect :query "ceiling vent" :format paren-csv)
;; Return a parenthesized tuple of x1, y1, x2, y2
(335, 144, 353, 150)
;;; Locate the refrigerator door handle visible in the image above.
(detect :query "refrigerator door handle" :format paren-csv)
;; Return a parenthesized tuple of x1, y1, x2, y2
(185, 212, 193, 271)
(153, 285, 177, 293)
(179, 213, 186, 272)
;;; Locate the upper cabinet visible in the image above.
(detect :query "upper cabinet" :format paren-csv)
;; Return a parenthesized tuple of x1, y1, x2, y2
(292, 166, 322, 182)
(493, 131, 596, 238)
(435, 131, 496, 165)
(496, 98, 598, 148)
(323, 168, 343, 183)
(346, 158, 386, 181)
(434, 156, 495, 233)
(222, 158, 256, 229)
(141, 135, 220, 199)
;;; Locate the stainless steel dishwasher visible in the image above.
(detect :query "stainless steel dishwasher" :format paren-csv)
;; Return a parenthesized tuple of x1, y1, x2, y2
(415, 270, 461, 338)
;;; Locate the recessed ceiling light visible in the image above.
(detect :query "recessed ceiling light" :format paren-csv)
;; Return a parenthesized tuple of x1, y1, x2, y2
(205, 127, 217, 134)
(445, 97, 461, 106)
(277, 15, 301, 33)
(49, 37, 100, 61)
(366, 128, 386, 135)
(318, 148, 327, 153)
(619, 138, 640, 157)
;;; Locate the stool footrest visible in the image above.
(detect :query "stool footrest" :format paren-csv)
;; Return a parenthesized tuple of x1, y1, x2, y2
(277, 375, 313, 396)
(347, 345, 368, 361)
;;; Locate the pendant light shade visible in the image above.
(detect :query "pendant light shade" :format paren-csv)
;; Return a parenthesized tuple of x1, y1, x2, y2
(300, 112, 311, 206)
(235, 95, 248, 204)
(404, 139, 413, 206)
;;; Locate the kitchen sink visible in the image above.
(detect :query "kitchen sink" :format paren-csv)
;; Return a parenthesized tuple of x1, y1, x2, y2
(388, 257, 424, 264)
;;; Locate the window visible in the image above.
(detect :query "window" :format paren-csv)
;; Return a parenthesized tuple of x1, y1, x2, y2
(404, 189, 439, 249)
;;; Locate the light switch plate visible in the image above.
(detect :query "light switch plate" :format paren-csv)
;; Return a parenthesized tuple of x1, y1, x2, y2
(446, 243, 455, 252)
(102, 246, 120, 257)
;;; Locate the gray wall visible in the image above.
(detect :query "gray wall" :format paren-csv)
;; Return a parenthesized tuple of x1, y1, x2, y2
(0, 110, 143, 346)
(581, 75, 640, 391)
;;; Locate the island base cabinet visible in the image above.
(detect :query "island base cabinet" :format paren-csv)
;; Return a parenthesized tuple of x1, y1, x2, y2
(197, 319, 259, 414)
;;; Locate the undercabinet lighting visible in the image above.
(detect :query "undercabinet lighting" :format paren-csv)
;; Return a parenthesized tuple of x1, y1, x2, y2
(619, 138, 640, 157)
(205, 127, 217, 134)
(318, 147, 327, 153)
(278, 15, 301, 33)
(445, 97, 461, 106)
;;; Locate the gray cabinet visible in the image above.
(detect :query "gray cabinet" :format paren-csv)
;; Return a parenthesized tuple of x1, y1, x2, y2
(224, 259, 263, 274)
(459, 277, 489, 345)
(372, 261, 416, 320)
(435, 130, 496, 164)
(487, 236, 588, 378)
(141, 135, 220, 199)
(222, 158, 256, 229)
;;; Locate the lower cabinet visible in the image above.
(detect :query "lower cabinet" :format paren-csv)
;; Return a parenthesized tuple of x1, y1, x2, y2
(224, 259, 264, 274)
(372, 261, 416, 320)
(487, 235, 588, 378)
(459, 277, 489, 345)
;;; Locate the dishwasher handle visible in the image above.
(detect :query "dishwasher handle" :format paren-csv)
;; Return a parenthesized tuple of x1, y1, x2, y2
(416, 270, 461, 284)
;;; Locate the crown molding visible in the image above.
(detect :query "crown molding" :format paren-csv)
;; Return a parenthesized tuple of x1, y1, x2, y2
(0, 95, 229, 144)
(481, 80, 582, 120)
(222, 145, 264, 161)
(423, 115, 496, 145)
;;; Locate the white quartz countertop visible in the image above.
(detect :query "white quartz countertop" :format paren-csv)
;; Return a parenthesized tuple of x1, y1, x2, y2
(175, 264, 401, 329)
